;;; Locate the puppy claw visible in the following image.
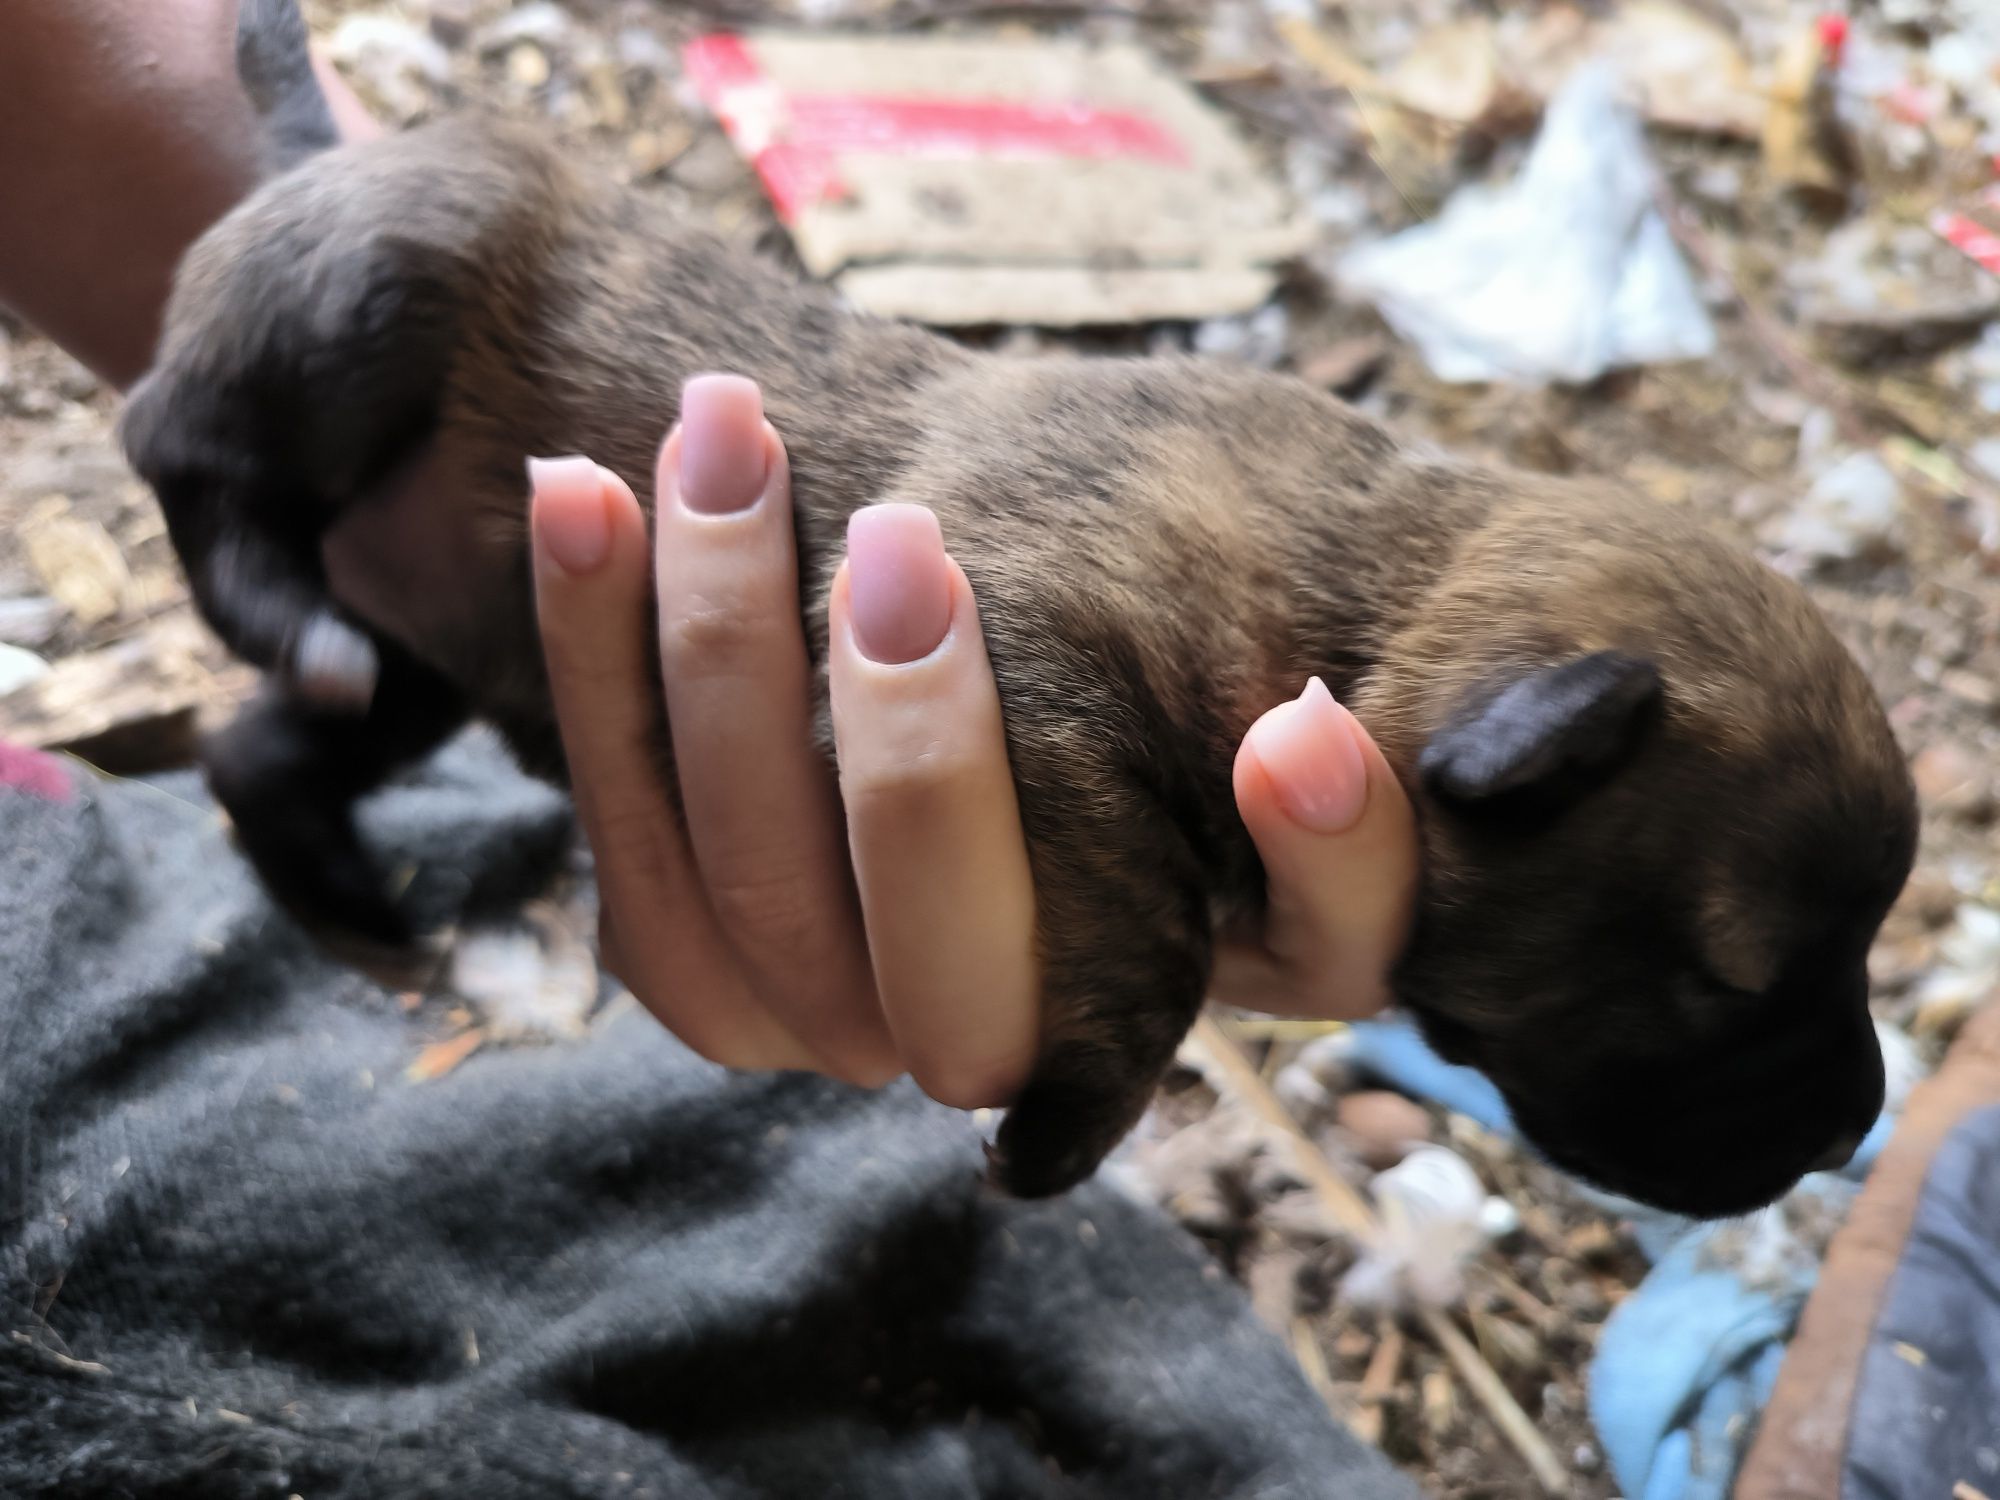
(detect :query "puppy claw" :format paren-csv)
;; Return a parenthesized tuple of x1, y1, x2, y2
(293, 613, 379, 711)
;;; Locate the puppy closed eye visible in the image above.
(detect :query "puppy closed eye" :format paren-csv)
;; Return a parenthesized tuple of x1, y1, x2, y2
(1694, 887, 1782, 1000)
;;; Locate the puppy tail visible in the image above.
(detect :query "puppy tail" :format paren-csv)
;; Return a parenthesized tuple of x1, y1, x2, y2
(235, 0, 341, 173)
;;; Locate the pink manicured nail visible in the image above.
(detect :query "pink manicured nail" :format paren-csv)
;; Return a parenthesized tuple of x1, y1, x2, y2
(528, 456, 610, 574)
(847, 505, 952, 664)
(1252, 678, 1370, 833)
(678, 374, 768, 514)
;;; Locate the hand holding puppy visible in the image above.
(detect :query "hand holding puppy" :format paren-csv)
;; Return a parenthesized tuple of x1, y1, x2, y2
(530, 375, 1420, 1107)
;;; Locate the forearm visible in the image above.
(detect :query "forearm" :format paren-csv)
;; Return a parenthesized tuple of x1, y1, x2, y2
(0, 0, 373, 390)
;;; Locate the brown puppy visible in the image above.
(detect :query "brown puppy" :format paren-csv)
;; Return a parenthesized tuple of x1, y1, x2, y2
(119, 0, 1916, 1215)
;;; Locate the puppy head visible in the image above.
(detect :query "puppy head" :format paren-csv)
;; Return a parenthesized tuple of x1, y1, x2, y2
(1361, 493, 1917, 1218)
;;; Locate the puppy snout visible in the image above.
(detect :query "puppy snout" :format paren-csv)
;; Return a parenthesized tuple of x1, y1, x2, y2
(1809, 1128, 1866, 1174)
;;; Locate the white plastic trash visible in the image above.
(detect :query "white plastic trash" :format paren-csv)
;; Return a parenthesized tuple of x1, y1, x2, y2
(1338, 63, 1716, 386)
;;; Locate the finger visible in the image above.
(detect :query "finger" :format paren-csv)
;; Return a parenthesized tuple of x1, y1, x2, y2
(1214, 677, 1419, 1019)
(830, 506, 1040, 1109)
(529, 453, 813, 1070)
(653, 374, 897, 1086)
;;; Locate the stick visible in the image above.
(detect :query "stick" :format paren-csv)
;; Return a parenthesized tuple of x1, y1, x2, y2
(1351, 1318, 1406, 1446)
(1187, 1015, 1569, 1493)
(1289, 1317, 1343, 1419)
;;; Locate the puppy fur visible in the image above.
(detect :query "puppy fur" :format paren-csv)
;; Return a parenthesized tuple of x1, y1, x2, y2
(120, 12, 1917, 1215)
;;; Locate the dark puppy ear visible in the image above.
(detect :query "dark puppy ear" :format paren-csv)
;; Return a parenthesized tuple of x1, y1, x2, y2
(1420, 651, 1662, 806)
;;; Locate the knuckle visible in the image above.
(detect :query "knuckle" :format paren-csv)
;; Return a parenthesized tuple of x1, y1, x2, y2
(703, 859, 825, 961)
(659, 592, 788, 681)
(840, 744, 978, 824)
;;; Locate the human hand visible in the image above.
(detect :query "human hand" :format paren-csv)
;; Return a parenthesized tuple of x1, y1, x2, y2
(530, 375, 1419, 1109)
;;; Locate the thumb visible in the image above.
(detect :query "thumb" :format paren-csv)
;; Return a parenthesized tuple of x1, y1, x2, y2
(1218, 678, 1420, 1019)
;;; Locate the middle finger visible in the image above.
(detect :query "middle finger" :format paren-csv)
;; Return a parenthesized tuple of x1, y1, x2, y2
(653, 375, 898, 1087)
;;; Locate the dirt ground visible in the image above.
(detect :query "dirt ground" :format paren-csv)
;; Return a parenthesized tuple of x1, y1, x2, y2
(3, 1, 1997, 1495)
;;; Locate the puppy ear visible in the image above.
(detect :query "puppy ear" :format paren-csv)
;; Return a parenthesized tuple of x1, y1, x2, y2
(1419, 651, 1662, 806)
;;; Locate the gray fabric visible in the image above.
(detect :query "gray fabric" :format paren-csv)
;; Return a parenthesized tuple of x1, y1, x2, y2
(1844, 1102, 2000, 1500)
(0, 733, 1420, 1500)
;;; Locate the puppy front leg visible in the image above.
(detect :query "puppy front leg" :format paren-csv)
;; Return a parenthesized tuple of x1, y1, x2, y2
(988, 788, 1214, 1198)
(204, 635, 468, 953)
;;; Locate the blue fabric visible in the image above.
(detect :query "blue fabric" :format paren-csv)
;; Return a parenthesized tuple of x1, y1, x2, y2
(1844, 1103, 2000, 1500)
(1593, 1233, 1805, 1500)
(1342, 1015, 1890, 1500)
(1340, 1015, 1515, 1136)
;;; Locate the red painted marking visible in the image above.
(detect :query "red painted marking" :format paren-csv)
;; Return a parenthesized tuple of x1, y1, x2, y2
(682, 33, 764, 96)
(1816, 13, 1850, 67)
(1933, 185, 2000, 278)
(683, 32, 1189, 222)
(0, 741, 73, 803)
(754, 142, 844, 223)
(778, 96, 1186, 164)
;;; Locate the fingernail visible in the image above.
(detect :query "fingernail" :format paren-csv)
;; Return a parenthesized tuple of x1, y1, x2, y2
(1253, 678, 1370, 834)
(678, 373, 768, 514)
(528, 455, 610, 574)
(847, 504, 952, 664)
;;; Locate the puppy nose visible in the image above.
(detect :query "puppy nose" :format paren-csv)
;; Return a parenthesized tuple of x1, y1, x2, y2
(1809, 1129, 1866, 1174)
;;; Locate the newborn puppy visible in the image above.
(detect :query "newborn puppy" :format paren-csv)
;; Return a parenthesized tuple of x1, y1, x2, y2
(120, 0, 1917, 1215)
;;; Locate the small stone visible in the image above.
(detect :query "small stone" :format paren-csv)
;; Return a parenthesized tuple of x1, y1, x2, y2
(1913, 740, 1985, 804)
(508, 43, 551, 90)
(1335, 1091, 1433, 1169)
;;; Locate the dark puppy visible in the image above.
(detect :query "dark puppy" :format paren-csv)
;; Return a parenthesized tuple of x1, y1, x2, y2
(121, 0, 1916, 1215)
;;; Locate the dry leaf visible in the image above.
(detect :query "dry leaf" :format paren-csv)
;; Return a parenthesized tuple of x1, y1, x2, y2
(24, 499, 132, 627)
(1385, 20, 1509, 128)
(1762, 24, 1844, 192)
(406, 1027, 486, 1082)
(1598, 2, 1762, 140)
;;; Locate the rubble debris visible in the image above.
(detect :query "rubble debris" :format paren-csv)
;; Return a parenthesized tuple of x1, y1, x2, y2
(1766, 449, 1905, 566)
(0, 615, 250, 776)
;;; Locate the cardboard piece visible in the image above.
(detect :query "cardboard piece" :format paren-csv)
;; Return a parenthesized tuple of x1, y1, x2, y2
(684, 31, 1310, 327)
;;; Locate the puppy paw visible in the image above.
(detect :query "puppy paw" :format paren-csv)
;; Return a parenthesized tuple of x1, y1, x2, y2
(986, 1041, 1162, 1200)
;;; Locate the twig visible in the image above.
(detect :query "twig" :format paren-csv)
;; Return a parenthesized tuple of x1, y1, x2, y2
(1350, 1318, 1406, 1446)
(1289, 1317, 1343, 1417)
(10, 1330, 108, 1376)
(1653, 177, 2000, 563)
(1187, 1015, 1569, 1494)
(1188, 1014, 1379, 1244)
(1473, 1263, 1563, 1336)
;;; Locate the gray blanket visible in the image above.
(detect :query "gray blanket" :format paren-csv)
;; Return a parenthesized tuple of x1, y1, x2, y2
(0, 733, 1419, 1500)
